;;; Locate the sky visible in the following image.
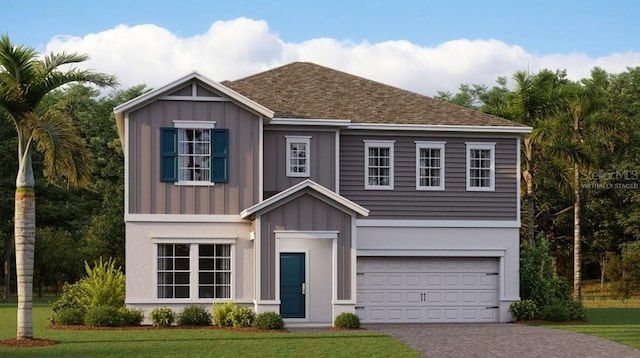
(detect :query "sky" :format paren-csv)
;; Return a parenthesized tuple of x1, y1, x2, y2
(2, 0, 640, 96)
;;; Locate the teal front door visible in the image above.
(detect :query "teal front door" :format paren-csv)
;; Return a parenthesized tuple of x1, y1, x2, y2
(280, 253, 305, 318)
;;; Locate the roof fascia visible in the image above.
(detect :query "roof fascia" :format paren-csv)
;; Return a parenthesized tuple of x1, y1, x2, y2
(240, 179, 369, 219)
(347, 123, 532, 134)
(269, 118, 351, 127)
(113, 71, 274, 119)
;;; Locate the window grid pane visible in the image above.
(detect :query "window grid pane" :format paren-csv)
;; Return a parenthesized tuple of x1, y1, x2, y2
(419, 147, 442, 187)
(178, 128, 210, 182)
(288, 141, 308, 174)
(157, 244, 190, 299)
(198, 244, 231, 299)
(469, 148, 492, 188)
(367, 146, 391, 187)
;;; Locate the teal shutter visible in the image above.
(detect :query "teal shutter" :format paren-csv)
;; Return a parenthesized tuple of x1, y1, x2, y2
(160, 128, 178, 182)
(211, 128, 229, 183)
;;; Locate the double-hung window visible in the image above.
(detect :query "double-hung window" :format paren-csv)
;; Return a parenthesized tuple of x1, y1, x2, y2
(156, 241, 233, 300)
(466, 142, 496, 191)
(364, 140, 395, 190)
(286, 136, 311, 177)
(416, 141, 445, 190)
(160, 121, 229, 184)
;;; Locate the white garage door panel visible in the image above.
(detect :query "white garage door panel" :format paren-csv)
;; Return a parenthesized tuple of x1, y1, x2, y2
(356, 257, 500, 323)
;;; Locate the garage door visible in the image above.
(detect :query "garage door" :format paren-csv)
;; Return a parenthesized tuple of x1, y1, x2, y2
(356, 257, 499, 323)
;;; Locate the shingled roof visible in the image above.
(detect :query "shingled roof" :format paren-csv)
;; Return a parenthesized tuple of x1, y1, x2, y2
(222, 62, 526, 128)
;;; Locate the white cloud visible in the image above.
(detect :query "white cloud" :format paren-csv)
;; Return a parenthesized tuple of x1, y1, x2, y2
(45, 17, 640, 96)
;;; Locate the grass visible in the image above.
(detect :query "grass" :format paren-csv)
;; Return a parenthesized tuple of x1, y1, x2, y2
(0, 302, 420, 358)
(546, 307, 640, 350)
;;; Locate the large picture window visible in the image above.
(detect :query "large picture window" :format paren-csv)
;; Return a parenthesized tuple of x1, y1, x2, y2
(156, 242, 232, 300)
(364, 140, 395, 190)
(466, 142, 496, 191)
(416, 141, 445, 190)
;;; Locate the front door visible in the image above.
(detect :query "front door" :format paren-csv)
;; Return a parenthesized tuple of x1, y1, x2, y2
(280, 253, 305, 318)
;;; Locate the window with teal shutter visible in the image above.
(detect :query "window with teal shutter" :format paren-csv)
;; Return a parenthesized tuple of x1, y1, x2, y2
(211, 129, 229, 182)
(160, 128, 178, 182)
(160, 126, 228, 183)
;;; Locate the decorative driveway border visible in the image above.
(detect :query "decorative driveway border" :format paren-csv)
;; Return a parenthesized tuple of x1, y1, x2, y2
(363, 323, 640, 357)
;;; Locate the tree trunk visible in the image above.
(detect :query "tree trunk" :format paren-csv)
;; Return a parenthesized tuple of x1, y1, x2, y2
(523, 138, 535, 242)
(15, 187, 35, 340)
(3, 235, 10, 303)
(573, 163, 582, 300)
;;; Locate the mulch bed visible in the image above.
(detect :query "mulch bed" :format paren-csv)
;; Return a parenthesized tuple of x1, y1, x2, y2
(0, 338, 60, 347)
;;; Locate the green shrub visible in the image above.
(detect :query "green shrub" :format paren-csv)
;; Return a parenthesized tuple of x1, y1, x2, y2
(75, 257, 126, 310)
(334, 312, 361, 329)
(150, 307, 176, 327)
(520, 234, 564, 309)
(564, 299, 587, 321)
(49, 282, 85, 321)
(540, 303, 569, 322)
(253, 311, 285, 330)
(212, 301, 236, 327)
(84, 305, 122, 327)
(120, 307, 145, 326)
(229, 305, 255, 327)
(508, 300, 539, 321)
(177, 305, 212, 326)
(52, 307, 85, 325)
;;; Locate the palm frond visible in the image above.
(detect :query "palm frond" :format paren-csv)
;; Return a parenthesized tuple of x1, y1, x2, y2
(29, 109, 90, 188)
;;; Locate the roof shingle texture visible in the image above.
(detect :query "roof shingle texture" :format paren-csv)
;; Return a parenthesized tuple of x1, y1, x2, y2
(222, 62, 525, 127)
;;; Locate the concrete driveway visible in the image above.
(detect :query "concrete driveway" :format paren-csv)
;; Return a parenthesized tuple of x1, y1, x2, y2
(363, 323, 640, 357)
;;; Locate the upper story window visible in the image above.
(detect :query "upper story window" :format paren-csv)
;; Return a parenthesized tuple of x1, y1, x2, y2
(160, 121, 228, 185)
(416, 141, 445, 190)
(364, 140, 395, 190)
(466, 142, 496, 191)
(286, 136, 311, 177)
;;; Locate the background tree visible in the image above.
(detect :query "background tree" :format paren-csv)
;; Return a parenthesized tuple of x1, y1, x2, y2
(0, 35, 116, 340)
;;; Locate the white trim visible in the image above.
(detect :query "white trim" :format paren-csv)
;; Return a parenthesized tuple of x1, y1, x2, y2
(259, 117, 264, 202)
(275, 231, 338, 240)
(174, 181, 215, 187)
(335, 130, 340, 194)
(125, 214, 248, 223)
(173, 120, 216, 129)
(113, 71, 274, 119)
(158, 96, 229, 102)
(516, 137, 522, 225)
(356, 219, 520, 228)
(152, 237, 237, 244)
(254, 216, 262, 303)
(270, 118, 351, 127)
(466, 142, 496, 191)
(364, 140, 395, 190)
(240, 179, 369, 218)
(347, 123, 532, 134)
(124, 113, 130, 217)
(356, 249, 506, 257)
(415, 141, 446, 191)
(285, 136, 311, 177)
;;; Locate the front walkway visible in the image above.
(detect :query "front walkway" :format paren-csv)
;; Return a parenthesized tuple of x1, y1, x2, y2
(364, 323, 640, 357)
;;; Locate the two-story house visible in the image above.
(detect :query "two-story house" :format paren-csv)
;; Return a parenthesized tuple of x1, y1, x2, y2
(113, 62, 531, 325)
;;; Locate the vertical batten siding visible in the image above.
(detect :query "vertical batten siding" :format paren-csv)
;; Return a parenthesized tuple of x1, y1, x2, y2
(258, 193, 352, 301)
(128, 97, 260, 215)
(263, 129, 336, 192)
(340, 133, 519, 220)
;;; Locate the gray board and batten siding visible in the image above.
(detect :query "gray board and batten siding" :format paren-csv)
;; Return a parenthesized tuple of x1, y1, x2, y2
(263, 129, 336, 193)
(258, 193, 353, 301)
(340, 133, 519, 221)
(128, 98, 261, 215)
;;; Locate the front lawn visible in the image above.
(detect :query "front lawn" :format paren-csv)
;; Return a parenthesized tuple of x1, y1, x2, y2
(0, 303, 420, 357)
(546, 308, 640, 350)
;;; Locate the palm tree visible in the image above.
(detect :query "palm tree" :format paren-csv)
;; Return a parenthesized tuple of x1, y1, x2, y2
(0, 35, 117, 340)
(510, 70, 566, 242)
